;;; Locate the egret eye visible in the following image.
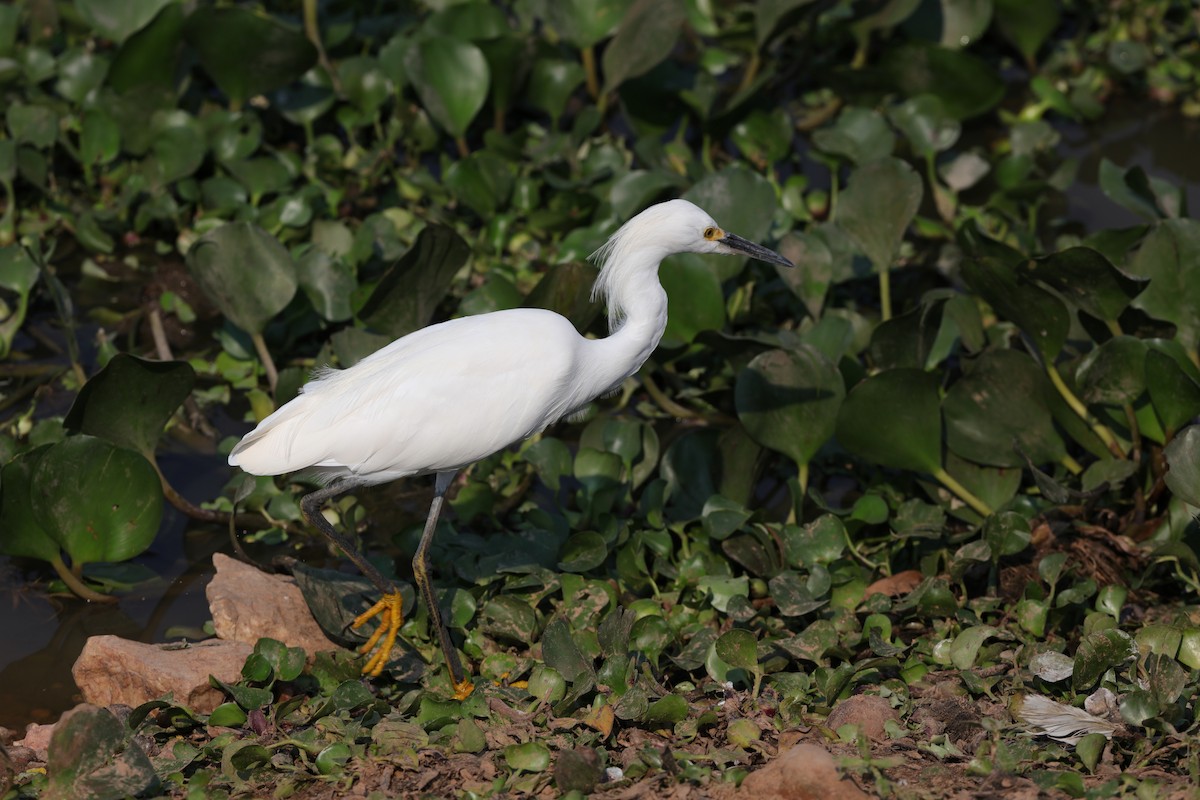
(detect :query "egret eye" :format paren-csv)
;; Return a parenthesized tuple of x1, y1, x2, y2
(703, 226, 719, 240)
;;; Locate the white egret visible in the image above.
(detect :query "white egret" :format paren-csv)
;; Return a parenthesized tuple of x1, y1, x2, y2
(228, 199, 793, 698)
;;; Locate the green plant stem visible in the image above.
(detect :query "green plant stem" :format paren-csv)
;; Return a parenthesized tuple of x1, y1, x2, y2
(149, 455, 276, 531)
(251, 331, 279, 393)
(640, 369, 698, 419)
(931, 467, 993, 517)
(879, 267, 892, 321)
(1123, 403, 1142, 462)
(1060, 454, 1084, 475)
(737, 51, 761, 96)
(842, 524, 880, 570)
(1044, 363, 1124, 458)
(49, 555, 115, 603)
(455, 136, 470, 159)
(301, 0, 340, 94)
(581, 45, 600, 100)
(797, 461, 810, 498)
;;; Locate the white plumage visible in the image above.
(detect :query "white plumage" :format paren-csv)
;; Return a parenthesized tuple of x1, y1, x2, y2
(227, 198, 792, 692)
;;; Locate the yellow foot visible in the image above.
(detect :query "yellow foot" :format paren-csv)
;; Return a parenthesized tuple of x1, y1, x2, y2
(351, 592, 404, 677)
(452, 677, 476, 701)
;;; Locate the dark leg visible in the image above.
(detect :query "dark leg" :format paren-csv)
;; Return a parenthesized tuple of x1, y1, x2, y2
(300, 482, 396, 595)
(413, 471, 473, 698)
(300, 481, 402, 676)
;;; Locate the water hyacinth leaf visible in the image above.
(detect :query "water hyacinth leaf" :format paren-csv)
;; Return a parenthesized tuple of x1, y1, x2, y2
(1164, 426, 1200, 507)
(949, 625, 997, 669)
(1073, 629, 1136, 691)
(31, 436, 162, 567)
(526, 58, 586, 122)
(993, 0, 1059, 66)
(879, 42, 1005, 119)
(736, 346, 844, 468)
(659, 255, 725, 346)
(1146, 349, 1200, 434)
(943, 348, 1065, 467)
(80, 110, 121, 167)
(558, 531, 608, 572)
(524, 261, 600, 330)
(887, 95, 960, 156)
(359, 224, 470, 338)
(811, 107, 895, 165)
(1097, 159, 1173, 221)
(867, 298, 945, 370)
(45, 705, 156, 800)
(643, 693, 689, 724)
(983, 511, 1031, 558)
(1129, 219, 1200, 350)
(444, 150, 516, 217)
(836, 369, 942, 473)
(106, 2, 185, 93)
(0, 449, 59, 563)
(715, 628, 758, 671)
(296, 249, 355, 323)
(701, 495, 752, 541)
(755, 0, 820, 45)
(541, 617, 594, 684)
(74, 0, 172, 43)
(1030, 650, 1074, 683)
(183, 7, 317, 106)
(548, 0, 631, 48)
(406, 36, 489, 139)
(1076, 336, 1147, 406)
(838, 158, 923, 273)
(187, 222, 298, 335)
(601, 0, 685, 95)
(1023, 247, 1146, 321)
(960, 254, 1069, 360)
(505, 741, 551, 773)
(0, 244, 39, 358)
(64, 354, 196, 458)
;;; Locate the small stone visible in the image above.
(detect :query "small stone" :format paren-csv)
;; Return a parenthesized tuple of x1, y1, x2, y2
(206, 553, 343, 655)
(15, 723, 56, 761)
(826, 694, 901, 742)
(72, 636, 252, 713)
(738, 743, 875, 800)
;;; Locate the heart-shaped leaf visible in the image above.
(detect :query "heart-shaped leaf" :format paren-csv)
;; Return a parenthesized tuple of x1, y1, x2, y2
(838, 158, 923, 273)
(184, 7, 317, 106)
(879, 42, 1005, 119)
(406, 36, 489, 139)
(1129, 219, 1200, 351)
(1076, 336, 1148, 406)
(0, 448, 59, 563)
(944, 348, 1065, 467)
(1165, 425, 1200, 508)
(1023, 247, 1147, 321)
(548, 0, 632, 48)
(960, 253, 1069, 360)
(812, 106, 895, 165)
(74, 0, 173, 43)
(601, 0, 685, 95)
(30, 436, 163, 567)
(64, 354, 196, 459)
(186, 222, 298, 335)
(1146, 347, 1200, 434)
(836, 369, 942, 473)
(735, 346, 844, 467)
(359, 224, 471, 338)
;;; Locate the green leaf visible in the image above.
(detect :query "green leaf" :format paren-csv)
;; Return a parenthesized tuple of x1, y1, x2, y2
(756, 0, 820, 45)
(504, 741, 551, 773)
(993, 0, 1059, 66)
(949, 625, 997, 669)
(558, 531, 609, 572)
(1165, 426, 1200, 507)
(295, 249, 355, 323)
(960, 252, 1069, 360)
(736, 346, 844, 467)
(812, 107, 895, 165)
(525, 58, 586, 122)
(45, 705, 156, 800)
(0, 448, 59, 563)
(184, 7, 317, 106)
(1076, 336, 1147, 406)
(1073, 630, 1135, 691)
(64, 354, 196, 458)
(601, 0, 685, 95)
(548, 0, 632, 48)
(80, 110, 121, 167)
(836, 369, 942, 473)
(359, 224, 470, 338)
(682, 166, 778, 280)
(7, 103, 57, 149)
(74, 0, 173, 43)
(887, 96, 960, 157)
(186, 222, 298, 335)
(715, 628, 758, 672)
(943, 348, 1065, 467)
(107, 2, 185, 93)
(643, 693, 689, 724)
(406, 36, 489, 139)
(1146, 348, 1200, 434)
(1129, 219, 1200, 350)
(837, 158, 923, 273)
(31, 436, 162, 567)
(540, 617, 594, 684)
(879, 42, 1005, 119)
(983, 511, 1031, 558)
(659, 255, 725, 347)
(1023, 247, 1146, 321)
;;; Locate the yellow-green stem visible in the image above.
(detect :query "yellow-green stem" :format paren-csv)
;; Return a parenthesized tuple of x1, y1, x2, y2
(1045, 363, 1124, 458)
(737, 51, 761, 95)
(879, 267, 893, 321)
(797, 461, 810, 498)
(932, 467, 993, 518)
(455, 136, 470, 159)
(251, 331, 279, 393)
(50, 556, 115, 603)
(1060, 454, 1084, 475)
(581, 45, 599, 99)
(641, 369, 698, 420)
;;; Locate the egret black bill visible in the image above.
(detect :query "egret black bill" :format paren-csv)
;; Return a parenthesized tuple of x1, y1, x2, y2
(721, 232, 794, 269)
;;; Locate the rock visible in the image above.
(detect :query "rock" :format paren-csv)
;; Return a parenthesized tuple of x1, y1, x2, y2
(826, 694, 901, 742)
(206, 553, 343, 655)
(72, 636, 252, 713)
(15, 722, 55, 761)
(738, 744, 875, 800)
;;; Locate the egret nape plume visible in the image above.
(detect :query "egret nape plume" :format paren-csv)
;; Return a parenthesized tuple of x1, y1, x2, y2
(228, 199, 793, 698)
